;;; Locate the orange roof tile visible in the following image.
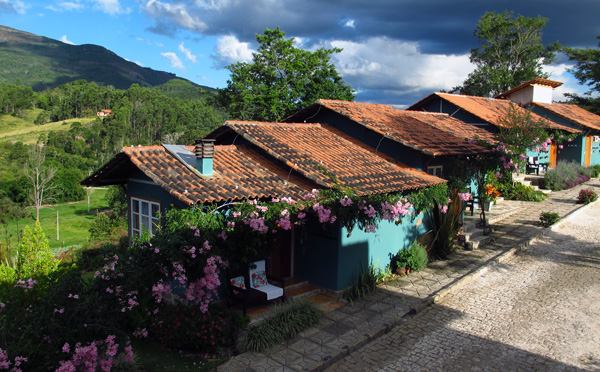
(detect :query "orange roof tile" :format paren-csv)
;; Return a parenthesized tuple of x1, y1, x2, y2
(223, 121, 445, 195)
(290, 99, 492, 156)
(81, 144, 315, 205)
(532, 102, 600, 131)
(418, 93, 580, 134)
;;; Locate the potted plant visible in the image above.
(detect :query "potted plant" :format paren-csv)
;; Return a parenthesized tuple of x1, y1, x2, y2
(483, 185, 500, 211)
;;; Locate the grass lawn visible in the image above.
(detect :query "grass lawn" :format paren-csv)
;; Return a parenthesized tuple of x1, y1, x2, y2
(131, 339, 226, 372)
(0, 111, 97, 144)
(1, 188, 110, 251)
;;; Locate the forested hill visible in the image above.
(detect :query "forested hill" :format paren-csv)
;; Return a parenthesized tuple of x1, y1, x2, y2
(0, 25, 213, 92)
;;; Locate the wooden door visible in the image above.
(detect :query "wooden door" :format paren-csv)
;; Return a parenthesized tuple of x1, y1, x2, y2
(269, 228, 293, 279)
(549, 142, 557, 168)
(585, 135, 592, 167)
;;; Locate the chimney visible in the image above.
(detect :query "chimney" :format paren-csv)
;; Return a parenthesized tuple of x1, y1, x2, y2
(194, 139, 215, 176)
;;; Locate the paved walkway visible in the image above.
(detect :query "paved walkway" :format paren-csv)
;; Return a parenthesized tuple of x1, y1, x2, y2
(218, 178, 600, 372)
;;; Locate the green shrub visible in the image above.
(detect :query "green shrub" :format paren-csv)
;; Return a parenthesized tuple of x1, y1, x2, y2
(242, 299, 323, 352)
(544, 160, 591, 191)
(577, 188, 598, 204)
(342, 262, 379, 302)
(592, 165, 600, 178)
(498, 182, 548, 202)
(539, 212, 560, 227)
(396, 241, 428, 272)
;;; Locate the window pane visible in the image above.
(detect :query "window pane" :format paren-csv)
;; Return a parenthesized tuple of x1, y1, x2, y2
(152, 218, 159, 234)
(132, 199, 139, 213)
(151, 204, 159, 218)
(132, 213, 140, 229)
(142, 216, 150, 231)
(141, 202, 149, 216)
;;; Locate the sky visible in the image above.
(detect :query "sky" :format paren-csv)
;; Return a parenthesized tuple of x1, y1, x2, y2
(1, 0, 599, 108)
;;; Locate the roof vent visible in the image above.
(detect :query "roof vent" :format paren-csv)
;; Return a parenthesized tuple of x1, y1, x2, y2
(194, 139, 215, 176)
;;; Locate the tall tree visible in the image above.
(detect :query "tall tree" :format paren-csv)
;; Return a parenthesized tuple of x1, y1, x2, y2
(218, 27, 354, 122)
(563, 37, 600, 114)
(455, 11, 560, 97)
(25, 145, 56, 221)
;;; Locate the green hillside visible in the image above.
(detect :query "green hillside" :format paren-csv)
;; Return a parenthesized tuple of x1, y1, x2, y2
(0, 25, 214, 92)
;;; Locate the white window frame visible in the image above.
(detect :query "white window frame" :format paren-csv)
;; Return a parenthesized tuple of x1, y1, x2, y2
(130, 197, 160, 238)
(427, 165, 443, 178)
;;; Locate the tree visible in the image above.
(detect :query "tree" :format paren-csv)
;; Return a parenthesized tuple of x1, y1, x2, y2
(15, 220, 58, 279)
(455, 11, 560, 97)
(25, 145, 57, 221)
(563, 37, 600, 114)
(218, 27, 354, 122)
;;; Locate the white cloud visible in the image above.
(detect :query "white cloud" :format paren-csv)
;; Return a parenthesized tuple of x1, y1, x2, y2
(143, 0, 207, 32)
(178, 42, 197, 63)
(91, 0, 130, 15)
(212, 35, 254, 65)
(60, 35, 75, 45)
(542, 63, 591, 101)
(59, 1, 83, 11)
(161, 52, 184, 69)
(327, 37, 472, 94)
(344, 19, 355, 28)
(1, 0, 28, 14)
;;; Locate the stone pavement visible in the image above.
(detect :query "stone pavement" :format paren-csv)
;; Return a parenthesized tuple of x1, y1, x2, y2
(218, 178, 600, 372)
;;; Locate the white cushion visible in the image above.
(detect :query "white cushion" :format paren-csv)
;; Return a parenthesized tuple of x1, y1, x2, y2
(254, 283, 283, 300)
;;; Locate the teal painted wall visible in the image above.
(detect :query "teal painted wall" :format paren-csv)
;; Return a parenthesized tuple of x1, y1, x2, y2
(591, 137, 600, 166)
(296, 211, 430, 291)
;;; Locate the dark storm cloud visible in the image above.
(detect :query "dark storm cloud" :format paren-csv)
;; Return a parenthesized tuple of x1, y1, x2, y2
(141, 0, 600, 50)
(139, 0, 600, 106)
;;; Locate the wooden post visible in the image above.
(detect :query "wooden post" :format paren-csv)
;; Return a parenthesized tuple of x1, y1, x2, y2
(57, 210, 59, 241)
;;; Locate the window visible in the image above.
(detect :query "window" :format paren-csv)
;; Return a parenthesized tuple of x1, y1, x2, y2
(131, 197, 160, 237)
(427, 165, 443, 178)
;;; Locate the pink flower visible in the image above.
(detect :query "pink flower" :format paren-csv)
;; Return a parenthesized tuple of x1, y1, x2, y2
(468, 138, 476, 144)
(62, 343, 70, 353)
(297, 212, 306, 219)
(559, 145, 563, 149)
(271, 197, 280, 202)
(458, 193, 472, 202)
(340, 196, 353, 206)
(232, 211, 241, 218)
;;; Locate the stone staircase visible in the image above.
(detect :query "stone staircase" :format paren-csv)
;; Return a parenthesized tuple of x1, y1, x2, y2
(514, 174, 552, 194)
(459, 220, 493, 250)
(247, 279, 343, 322)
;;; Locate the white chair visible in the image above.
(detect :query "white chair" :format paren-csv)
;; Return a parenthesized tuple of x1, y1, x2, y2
(249, 260, 283, 301)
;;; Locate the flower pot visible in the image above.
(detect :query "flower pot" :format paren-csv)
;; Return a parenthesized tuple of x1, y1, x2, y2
(483, 201, 493, 212)
(395, 267, 407, 275)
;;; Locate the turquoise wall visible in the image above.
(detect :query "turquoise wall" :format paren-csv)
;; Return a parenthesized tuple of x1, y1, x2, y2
(295, 212, 430, 291)
(591, 137, 600, 166)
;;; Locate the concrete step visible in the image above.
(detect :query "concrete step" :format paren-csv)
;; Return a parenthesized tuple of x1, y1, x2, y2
(305, 293, 343, 312)
(464, 235, 492, 250)
(285, 283, 321, 300)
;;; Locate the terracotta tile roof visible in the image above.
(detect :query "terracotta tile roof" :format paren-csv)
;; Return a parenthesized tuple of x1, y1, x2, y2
(288, 99, 492, 156)
(410, 93, 581, 134)
(532, 102, 600, 131)
(495, 78, 563, 99)
(221, 121, 445, 195)
(81, 145, 315, 205)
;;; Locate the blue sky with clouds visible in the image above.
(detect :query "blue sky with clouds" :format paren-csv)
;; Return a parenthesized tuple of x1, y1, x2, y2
(1, 0, 599, 107)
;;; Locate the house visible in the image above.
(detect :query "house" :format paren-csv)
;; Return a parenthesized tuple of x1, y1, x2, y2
(407, 79, 598, 167)
(82, 122, 445, 291)
(96, 109, 112, 117)
(284, 99, 492, 179)
(496, 79, 600, 167)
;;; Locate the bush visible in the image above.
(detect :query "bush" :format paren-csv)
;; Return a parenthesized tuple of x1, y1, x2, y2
(498, 182, 548, 202)
(544, 161, 591, 191)
(592, 164, 600, 178)
(150, 303, 242, 351)
(577, 188, 598, 204)
(396, 241, 428, 272)
(342, 262, 379, 302)
(242, 299, 322, 352)
(539, 212, 560, 227)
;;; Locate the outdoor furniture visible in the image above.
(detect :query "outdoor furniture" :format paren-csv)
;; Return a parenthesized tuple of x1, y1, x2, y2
(228, 260, 284, 314)
(248, 260, 284, 301)
(465, 187, 480, 216)
(526, 156, 540, 175)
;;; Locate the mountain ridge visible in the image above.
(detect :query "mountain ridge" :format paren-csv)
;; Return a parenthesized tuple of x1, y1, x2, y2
(0, 25, 215, 92)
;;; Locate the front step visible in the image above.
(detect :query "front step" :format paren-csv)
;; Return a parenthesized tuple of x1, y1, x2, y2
(306, 293, 344, 312)
(285, 283, 321, 300)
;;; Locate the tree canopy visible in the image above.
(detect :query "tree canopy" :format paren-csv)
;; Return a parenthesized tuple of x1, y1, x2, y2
(217, 27, 354, 122)
(563, 37, 600, 114)
(455, 11, 560, 97)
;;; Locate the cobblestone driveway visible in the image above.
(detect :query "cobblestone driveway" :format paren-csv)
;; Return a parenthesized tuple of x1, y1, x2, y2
(327, 202, 600, 371)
